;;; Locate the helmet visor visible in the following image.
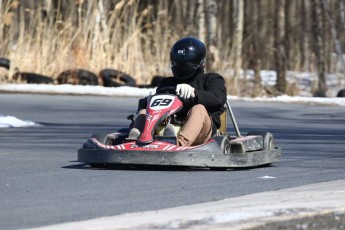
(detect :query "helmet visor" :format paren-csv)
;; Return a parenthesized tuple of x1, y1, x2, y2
(171, 61, 197, 79)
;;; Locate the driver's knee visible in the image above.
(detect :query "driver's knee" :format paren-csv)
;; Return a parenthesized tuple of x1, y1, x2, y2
(188, 104, 208, 119)
(133, 110, 146, 132)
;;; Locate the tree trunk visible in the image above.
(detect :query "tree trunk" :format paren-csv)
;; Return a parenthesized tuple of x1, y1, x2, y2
(232, 0, 244, 96)
(321, 0, 345, 74)
(285, 0, 293, 70)
(300, 0, 310, 71)
(197, 0, 206, 43)
(274, 0, 287, 93)
(252, 0, 262, 96)
(339, 0, 345, 31)
(205, 0, 218, 72)
(311, 0, 327, 97)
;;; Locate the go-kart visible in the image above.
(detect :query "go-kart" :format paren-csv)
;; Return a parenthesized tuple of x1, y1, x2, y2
(77, 87, 281, 169)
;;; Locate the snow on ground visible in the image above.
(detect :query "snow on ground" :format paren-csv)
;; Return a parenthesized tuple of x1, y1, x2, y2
(0, 84, 155, 97)
(0, 114, 39, 128)
(235, 69, 345, 97)
(228, 95, 345, 106)
(0, 83, 344, 129)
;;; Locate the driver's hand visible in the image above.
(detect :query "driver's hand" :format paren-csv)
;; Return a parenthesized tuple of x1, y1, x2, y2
(176, 84, 195, 99)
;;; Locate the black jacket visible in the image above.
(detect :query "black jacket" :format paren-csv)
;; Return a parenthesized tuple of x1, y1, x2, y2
(157, 73, 227, 134)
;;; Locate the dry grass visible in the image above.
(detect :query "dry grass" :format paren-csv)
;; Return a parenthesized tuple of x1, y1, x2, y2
(1, 1, 342, 97)
(0, 0, 182, 84)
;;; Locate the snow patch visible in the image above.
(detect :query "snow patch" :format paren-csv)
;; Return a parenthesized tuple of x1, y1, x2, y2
(228, 95, 345, 107)
(0, 84, 155, 97)
(0, 114, 39, 128)
(257, 175, 277, 179)
(206, 211, 274, 223)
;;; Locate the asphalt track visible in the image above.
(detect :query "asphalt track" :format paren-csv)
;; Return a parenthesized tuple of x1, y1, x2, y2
(0, 93, 344, 230)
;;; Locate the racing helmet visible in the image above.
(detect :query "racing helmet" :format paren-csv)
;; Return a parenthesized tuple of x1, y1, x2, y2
(170, 37, 206, 80)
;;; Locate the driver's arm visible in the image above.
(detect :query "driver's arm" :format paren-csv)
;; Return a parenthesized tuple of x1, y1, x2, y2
(194, 73, 227, 110)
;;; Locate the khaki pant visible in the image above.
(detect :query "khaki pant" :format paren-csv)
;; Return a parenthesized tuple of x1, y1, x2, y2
(177, 104, 212, 146)
(133, 104, 212, 147)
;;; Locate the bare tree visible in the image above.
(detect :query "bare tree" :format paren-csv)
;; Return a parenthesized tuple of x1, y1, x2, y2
(300, 0, 311, 71)
(205, 0, 218, 72)
(339, 0, 345, 31)
(321, 0, 345, 74)
(274, 0, 287, 93)
(197, 0, 206, 43)
(285, 0, 292, 69)
(232, 0, 244, 95)
(252, 0, 262, 96)
(311, 0, 327, 97)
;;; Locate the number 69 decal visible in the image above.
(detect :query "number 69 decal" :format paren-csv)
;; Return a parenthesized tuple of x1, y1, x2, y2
(151, 98, 172, 107)
(149, 95, 175, 110)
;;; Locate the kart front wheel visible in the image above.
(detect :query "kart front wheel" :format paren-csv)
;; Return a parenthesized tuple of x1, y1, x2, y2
(221, 137, 231, 154)
(246, 131, 275, 150)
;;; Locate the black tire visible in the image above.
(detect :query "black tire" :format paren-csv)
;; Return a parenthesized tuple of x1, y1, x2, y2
(89, 163, 108, 168)
(13, 72, 54, 84)
(0, 57, 10, 69)
(136, 84, 154, 88)
(100, 69, 136, 87)
(246, 131, 275, 150)
(209, 167, 228, 171)
(57, 69, 98, 85)
(221, 137, 231, 154)
(337, 89, 345, 97)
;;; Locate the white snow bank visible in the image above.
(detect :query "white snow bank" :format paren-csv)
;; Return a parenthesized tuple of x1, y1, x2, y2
(0, 84, 343, 106)
(228, 95, 345, 107)
(0, 84, 155, 97)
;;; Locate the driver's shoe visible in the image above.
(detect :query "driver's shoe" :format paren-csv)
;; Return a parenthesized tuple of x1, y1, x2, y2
(163, 124, 176, 136)
(127, 128, 140, 140)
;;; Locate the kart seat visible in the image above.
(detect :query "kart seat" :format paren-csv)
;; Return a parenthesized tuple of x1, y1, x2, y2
(218, 106, 227, 135)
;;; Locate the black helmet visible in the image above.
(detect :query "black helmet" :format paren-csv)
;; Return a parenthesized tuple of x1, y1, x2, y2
(170, 37, 206, 80)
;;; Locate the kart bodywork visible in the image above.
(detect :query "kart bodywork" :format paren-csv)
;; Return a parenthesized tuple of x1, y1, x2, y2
(78, 92, 281, 169)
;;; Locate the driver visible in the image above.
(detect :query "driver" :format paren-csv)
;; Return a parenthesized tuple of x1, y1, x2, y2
(129, 37, 227, 146)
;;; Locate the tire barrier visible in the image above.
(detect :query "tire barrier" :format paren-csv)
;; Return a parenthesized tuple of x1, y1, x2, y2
(337, 89, 345, 97)
(12, 69, 54, 84)
(57, 69, 98, 85)
(136, 75, 166, 88)
(99, 69, 136, 87)
(0, 57, 10, 69)
(1, 58, 166, 88)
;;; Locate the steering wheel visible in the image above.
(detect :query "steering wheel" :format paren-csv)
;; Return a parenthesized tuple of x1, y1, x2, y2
(155, 85, 192, 105)
(155, 86, 177, 95)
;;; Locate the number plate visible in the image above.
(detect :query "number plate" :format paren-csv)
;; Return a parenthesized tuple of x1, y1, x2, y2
(149, 95, 175, 110)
